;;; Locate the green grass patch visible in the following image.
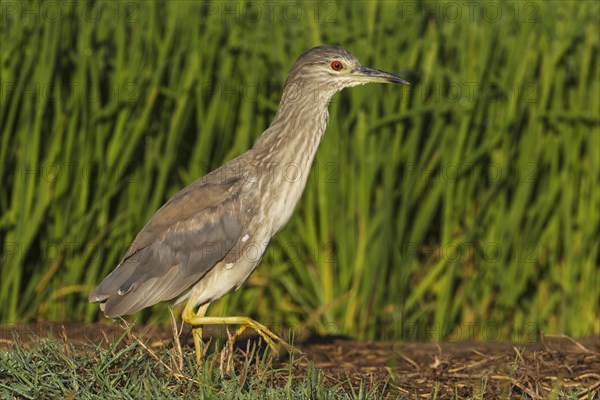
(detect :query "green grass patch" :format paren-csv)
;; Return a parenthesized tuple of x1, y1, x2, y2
(0, 331, 392, 399)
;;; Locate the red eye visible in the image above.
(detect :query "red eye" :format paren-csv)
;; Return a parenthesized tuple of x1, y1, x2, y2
(331, 61, 344, 71)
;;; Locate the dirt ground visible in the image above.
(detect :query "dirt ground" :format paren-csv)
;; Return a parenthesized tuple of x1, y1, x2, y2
(1, 322, 598, 399)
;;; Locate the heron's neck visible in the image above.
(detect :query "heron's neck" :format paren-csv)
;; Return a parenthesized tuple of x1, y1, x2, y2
(252, 82, 336, 170)
(246, 83, 335, 231)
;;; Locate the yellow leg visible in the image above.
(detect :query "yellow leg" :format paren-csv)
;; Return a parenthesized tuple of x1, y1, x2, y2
(182, 302, 292, 364)
(187, 303, 209, 364)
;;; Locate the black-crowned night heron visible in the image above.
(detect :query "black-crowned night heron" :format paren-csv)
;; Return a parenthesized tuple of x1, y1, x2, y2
(89, 45, 408, 363)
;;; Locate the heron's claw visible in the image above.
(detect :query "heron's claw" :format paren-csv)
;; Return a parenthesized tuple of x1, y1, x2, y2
(183, 305, 293, 364)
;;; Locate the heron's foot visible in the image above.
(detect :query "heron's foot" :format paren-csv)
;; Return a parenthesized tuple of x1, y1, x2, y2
(183, 314, 293, 362)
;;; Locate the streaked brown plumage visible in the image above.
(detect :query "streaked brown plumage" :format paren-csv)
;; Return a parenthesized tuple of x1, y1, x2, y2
(89, 45, 408, 361)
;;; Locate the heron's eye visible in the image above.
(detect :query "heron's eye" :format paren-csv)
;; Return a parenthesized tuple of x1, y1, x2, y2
(331, 61, 344, 71)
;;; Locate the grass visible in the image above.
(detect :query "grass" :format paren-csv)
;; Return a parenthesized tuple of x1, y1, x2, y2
(0, 331, 393, 399)
(0, 325, 597, 399)
(0, 0, 598, 343)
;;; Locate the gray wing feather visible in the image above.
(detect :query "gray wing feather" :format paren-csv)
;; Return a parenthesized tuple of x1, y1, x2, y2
(89, 177, 244, 317)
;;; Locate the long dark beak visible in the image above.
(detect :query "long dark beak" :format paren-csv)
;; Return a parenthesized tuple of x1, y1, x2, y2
(351, 66, 409, 84)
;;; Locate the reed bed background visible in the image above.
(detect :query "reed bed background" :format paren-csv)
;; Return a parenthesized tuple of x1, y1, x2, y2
(1, 0, 598, 341)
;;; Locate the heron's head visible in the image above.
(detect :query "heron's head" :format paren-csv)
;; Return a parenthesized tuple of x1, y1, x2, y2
(286, 45, 409, 92)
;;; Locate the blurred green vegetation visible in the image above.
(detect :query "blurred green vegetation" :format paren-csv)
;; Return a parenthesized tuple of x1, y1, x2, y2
(0, 0, 598, 341)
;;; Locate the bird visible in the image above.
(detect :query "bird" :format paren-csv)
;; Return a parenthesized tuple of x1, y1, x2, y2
(89, 45, 408, 363)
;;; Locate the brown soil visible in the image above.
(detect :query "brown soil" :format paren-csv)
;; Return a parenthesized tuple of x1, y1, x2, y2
(1, 322, 598, 399)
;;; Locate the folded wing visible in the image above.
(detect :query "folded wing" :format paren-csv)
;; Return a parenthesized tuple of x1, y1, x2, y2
(89, 177, 244, 317)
